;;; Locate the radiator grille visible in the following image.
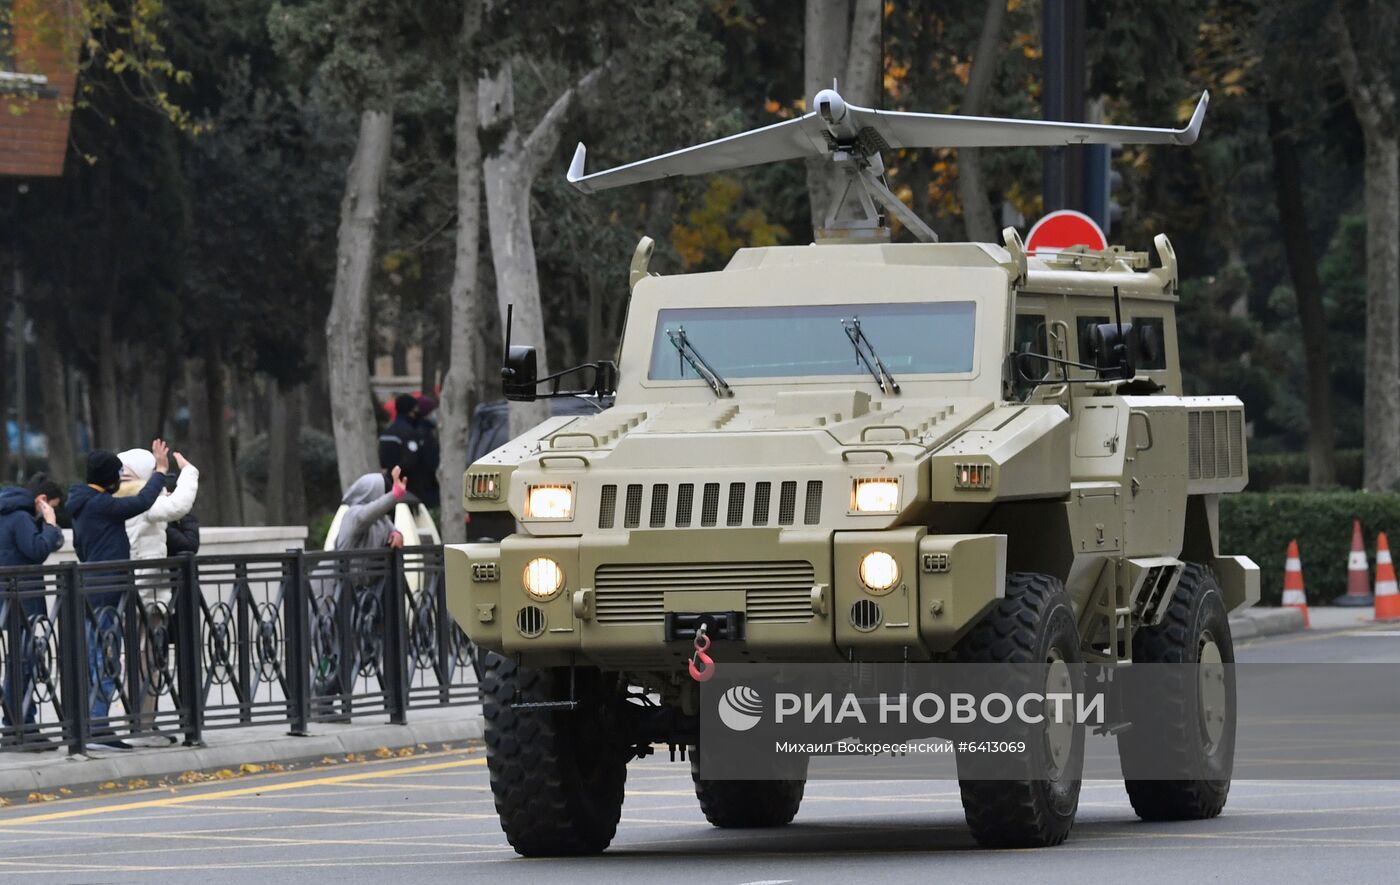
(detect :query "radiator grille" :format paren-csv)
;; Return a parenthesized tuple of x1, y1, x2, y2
(594, 479, 825, 529)
(727, 483, 746, 526)
(594, 561, 816, 625)
(1187, 407, 1245, 481)
(649, 484, 669, 528)
(623, 484, 643, 528)
(700, 483, 720, 527)
(676, 483, 694, 527)
(753, 482, 772, 526)
(804, 480, 824, 525)
(598, 484, 617, 529)
(778, 481, 797, 525)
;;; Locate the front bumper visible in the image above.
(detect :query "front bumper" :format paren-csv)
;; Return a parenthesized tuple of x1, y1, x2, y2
(445, 528, 1006, 667)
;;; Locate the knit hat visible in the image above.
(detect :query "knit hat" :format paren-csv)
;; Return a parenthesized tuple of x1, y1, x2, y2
(394, 394, 418, 419)
(86, 450, 123, 491)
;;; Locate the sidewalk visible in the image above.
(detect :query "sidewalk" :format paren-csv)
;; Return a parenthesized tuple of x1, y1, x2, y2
(0, 705, 483, 800)
(1230, 604, 1378, 640)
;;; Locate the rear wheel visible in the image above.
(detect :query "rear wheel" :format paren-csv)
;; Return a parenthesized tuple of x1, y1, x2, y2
(690, 754, 805, 828)
(481, 654, 629, 856)
(1118, 564, 1235, 820)
(954, 572, 1084, 848)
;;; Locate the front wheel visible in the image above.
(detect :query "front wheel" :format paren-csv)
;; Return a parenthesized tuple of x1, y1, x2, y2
(954, 572, 1084, 848)
(481, 654, 629, 856)
(690, 753, 805, 828)
(1118, 564, 1235, 821)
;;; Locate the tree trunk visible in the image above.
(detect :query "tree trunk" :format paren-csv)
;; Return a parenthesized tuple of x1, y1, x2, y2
(803, 0, 882, 235)
(267, 381, 306, 526)
(1333, 6, 1400, 491)
(1266, 102, 1336, 486)
(327, 107, 394, 490)
(440, 6, 485, 545)
(92, 313, 122, 450)
(1360, 133, 1400, 491)
(957, 0, 1006, 244)
(36, 322, 77, 487)
(804, 0, 851, 235)
(480, 58, 610, 438)
(203, 341, 242, 526)
(0, 275, 11, 481)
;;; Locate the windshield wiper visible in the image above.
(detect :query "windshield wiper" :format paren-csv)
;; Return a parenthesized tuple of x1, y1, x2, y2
(841, 318, 901, 394)
(666, 327, 732, 398)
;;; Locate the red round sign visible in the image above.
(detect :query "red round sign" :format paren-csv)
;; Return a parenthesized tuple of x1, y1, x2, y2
(1024, 209, 1108, 254)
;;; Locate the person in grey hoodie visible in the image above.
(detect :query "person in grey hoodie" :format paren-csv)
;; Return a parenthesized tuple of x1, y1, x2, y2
(312, 467, 406, 708)
(334, 466, 407, 551)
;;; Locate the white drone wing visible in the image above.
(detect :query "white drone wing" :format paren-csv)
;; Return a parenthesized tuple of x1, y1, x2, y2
(567, 90, 1208, 194)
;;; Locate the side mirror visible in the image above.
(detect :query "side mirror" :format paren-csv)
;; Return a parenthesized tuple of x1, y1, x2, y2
(502, 345, 539, 402)
(593, 360, 618, 397)
(1089, 322, 1134, 380)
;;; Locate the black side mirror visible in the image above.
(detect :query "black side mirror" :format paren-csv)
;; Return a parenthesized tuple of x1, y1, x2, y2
(502, 345, 539, 402)
(593, 360, 618, 397)
(1089, 322, 1134, 380)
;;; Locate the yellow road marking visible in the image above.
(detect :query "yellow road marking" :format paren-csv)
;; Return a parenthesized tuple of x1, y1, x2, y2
(0, 757, 487, 826)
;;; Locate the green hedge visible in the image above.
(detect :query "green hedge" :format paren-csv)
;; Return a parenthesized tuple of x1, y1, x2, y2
(1247, 449, 1363, 492)
(1220, 491, 1400, 605)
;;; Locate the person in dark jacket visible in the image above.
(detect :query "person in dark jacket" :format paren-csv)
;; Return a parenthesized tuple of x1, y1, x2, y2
(67, 443, 169, 748)
(378, 394, 439, 507)
(0, 476, 65, 746)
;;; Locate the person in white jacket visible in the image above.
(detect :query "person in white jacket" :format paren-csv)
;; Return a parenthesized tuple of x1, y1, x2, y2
(115, 447, 198, 746)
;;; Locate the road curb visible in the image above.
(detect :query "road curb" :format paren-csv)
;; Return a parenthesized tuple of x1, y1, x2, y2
(1230, 606, 1307, 641)
(2, 715, 483, 800)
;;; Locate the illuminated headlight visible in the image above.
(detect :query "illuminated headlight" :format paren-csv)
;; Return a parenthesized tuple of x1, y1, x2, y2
(852, 478, 900, 513)
(859, 551, 900, 593)
(525, 484, 574, 519)
(522, 557, 564, 600)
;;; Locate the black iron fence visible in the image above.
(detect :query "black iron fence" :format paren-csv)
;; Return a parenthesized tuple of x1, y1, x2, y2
(0, 546, 481, 754)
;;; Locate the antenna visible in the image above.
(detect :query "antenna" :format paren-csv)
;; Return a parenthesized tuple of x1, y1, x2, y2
(501, 303, 515, 382)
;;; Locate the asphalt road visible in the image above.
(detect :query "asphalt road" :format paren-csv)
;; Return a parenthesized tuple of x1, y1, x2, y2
(3, 625, 1399, 885)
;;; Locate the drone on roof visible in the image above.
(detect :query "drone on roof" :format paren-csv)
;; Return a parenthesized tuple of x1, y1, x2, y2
(567, 85, 1209, 243)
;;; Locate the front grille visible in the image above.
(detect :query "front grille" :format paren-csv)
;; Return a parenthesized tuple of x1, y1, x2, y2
(594, 479, 824, 529)
(1188, 407, 1245, 481)
(594, 561, 816, 625)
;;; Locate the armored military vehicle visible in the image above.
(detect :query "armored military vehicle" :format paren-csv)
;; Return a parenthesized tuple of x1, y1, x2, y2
(445, 87, 1259, 856)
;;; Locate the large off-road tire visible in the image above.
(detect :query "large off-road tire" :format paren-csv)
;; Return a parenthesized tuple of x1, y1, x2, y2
(1118, 563, 1235, 821)
(690, 754, 805, 828)
(481, 653, 629, 856)
(954, 572, 1084, 849)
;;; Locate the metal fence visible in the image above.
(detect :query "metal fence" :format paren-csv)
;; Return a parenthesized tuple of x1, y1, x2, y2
(0, 546, 481, 754)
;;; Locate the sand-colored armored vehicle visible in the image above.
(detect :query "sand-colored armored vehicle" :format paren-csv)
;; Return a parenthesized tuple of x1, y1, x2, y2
(445, 87, 1259, 856)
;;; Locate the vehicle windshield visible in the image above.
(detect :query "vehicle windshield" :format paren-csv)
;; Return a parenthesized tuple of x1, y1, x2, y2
(647, 301, 976, 381)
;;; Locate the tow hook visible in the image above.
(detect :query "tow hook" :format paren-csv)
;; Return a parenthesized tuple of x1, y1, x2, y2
(688, 623, 716, 682)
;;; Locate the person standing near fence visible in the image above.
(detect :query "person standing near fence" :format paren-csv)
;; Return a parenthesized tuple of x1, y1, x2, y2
(68, 443, 169, 749)
(115, 447, 199, 746)
(0, 474, 65, 749)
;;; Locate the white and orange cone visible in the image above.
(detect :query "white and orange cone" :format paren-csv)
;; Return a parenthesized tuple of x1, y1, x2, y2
(1282, 539, 1310, 627)
(1337, 519, 1375, 606)
(1375, 532, 1400, 622)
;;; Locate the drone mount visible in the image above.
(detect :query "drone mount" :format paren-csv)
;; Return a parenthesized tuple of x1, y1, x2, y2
(567, 85, 1208, 244)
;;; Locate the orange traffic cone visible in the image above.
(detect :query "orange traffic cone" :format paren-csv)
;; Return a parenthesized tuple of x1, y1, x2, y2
(1375, 533, 1400, 622)
(1337, 519, 1375, 607)
(1282, 539, 1310, 628)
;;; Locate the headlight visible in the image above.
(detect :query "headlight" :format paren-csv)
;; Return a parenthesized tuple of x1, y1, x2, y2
(522, 557, 564, 600)
(852, 478, 900, 513)
(859, 551, 900, 593)
(525, 484, 574, 519)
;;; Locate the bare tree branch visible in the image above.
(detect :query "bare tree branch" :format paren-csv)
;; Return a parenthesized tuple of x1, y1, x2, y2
(522, 60, 614, 179)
